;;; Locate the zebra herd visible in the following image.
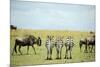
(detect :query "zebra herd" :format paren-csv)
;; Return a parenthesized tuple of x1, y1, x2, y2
(45, 32, 95, 60)
(45, 35, 74, 60)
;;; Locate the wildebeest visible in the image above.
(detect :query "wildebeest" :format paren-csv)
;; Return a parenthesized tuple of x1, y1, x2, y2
(79, 38, 87, 52)
(64, 36, 74, 59)
(79, 35, 95, 53)
(45, 35, 54, 60)
(10, 25, 17, 30)
(55, 36, 63, 59)
(87, 35, 95, 52)
(12, 35, 42, 55)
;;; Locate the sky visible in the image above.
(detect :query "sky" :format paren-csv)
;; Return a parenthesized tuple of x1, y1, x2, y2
(11, 1, 95, 31)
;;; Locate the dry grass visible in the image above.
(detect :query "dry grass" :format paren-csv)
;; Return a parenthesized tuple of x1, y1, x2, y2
(10, 29, 95, 66)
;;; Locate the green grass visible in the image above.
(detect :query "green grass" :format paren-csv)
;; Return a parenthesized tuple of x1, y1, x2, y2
(10, 29, 95, 66)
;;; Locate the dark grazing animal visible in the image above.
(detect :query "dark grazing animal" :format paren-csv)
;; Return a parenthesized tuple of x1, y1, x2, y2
(10, 25, 17, 30)
(79, 38, 87, 52)
(55, 37, 63, 59)
(12, 35, 42, 55)
(79, 35, 95, 53)
(87, 35, 95, 52)
(45, 35, 54, 60)
(64, 36, 74, 59)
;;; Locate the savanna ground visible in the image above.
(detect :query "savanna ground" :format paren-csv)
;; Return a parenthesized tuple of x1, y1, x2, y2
(10, 29, 95, 66)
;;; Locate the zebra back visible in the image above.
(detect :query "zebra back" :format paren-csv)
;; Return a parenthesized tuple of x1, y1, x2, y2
(65, 36, 74, 47)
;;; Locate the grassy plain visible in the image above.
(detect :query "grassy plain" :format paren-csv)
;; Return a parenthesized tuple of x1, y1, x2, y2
(10, 29, 95, 66)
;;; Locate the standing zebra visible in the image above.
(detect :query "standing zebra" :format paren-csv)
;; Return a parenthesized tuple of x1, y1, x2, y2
(55, 37, 63, 59)
(45, 35, 54, 60)
(64, 36, 74, 59)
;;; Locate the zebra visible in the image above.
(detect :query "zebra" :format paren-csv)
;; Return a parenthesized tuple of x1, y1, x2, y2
(45, 35, 54, 60)
(55, 36, 63, 59)
(64, 36, 74, 59)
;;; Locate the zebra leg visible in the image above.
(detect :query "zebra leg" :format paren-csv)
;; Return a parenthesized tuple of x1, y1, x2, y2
(32, 45, 36, 54)
(46, 46, 50, 60)
(46, 50, 49, 60)
(27, 46, 29, 55)
(69, 49, 72, 59)
(60, 49, 62, 59)
(59, 47, 62, 59)
(18, 45, 22, 55)
(56, 50, 59, 59)
(64, 49, 68, 59)
(50, 49, 52, 60)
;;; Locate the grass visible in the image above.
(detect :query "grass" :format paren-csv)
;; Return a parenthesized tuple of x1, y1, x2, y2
(10, 29, 95, 66)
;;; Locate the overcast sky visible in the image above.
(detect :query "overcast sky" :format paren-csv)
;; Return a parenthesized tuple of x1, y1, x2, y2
(11, 1, 95, 31)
